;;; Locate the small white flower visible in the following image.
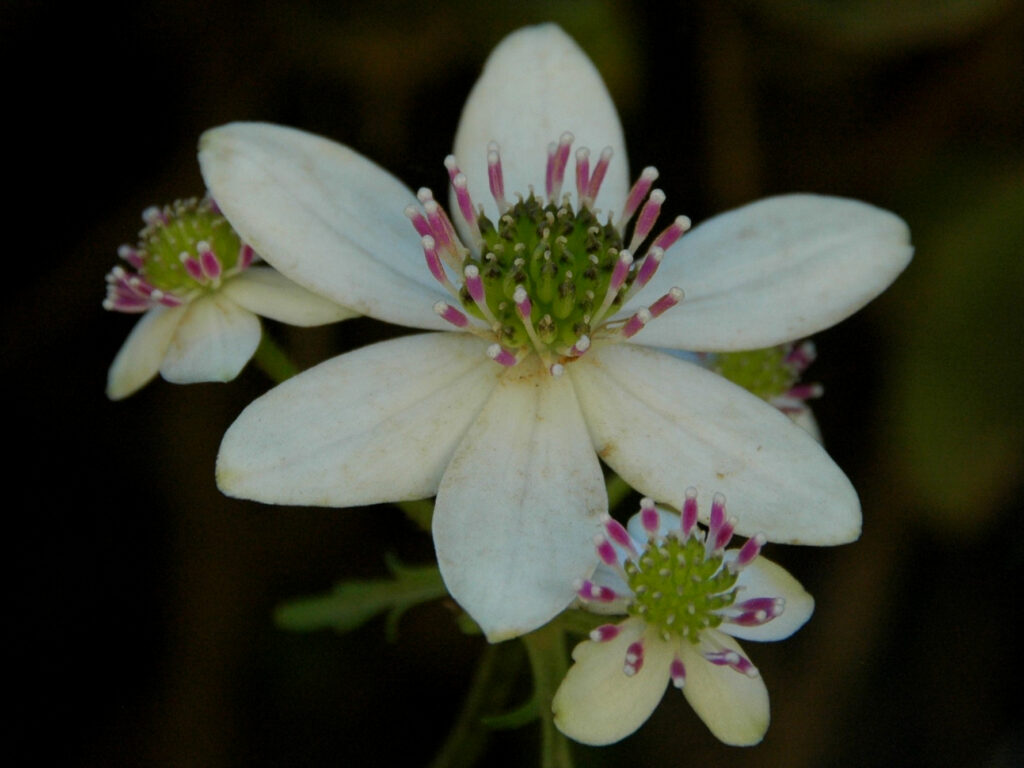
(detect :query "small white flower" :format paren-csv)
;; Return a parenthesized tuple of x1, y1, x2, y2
(104, 197, 356, 399)
(553, 491, 813, 746)
(198, 24, 911, 640)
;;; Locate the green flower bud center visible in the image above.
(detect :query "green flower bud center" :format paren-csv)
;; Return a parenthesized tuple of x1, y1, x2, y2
(713, 346, 798, 401)
(138, 198, 244, 295)
(625, 534, 738, 642)
(463, 195, 628, 351)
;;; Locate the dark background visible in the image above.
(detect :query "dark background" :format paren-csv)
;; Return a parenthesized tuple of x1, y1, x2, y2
(8, 0, 1023, 766)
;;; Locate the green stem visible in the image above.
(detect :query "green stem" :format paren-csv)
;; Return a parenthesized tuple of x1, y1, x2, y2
(428, 643, 523, 768)
(252, 332, 301, 383)
(605, 471, 633, 513)
(395, 499, 434, 532)
(521, 622, 574, 768)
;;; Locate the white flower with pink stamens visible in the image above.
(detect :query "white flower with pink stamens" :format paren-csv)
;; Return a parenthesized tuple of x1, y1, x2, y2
(104, 196, 356, 399)
(198, 24, 911, 641)
(553, 491, 813, 746)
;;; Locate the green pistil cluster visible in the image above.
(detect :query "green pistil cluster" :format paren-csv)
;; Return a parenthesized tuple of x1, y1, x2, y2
(138, 197, 243, 294)
(625, 534, 738, 642)
(463, 195, 627, 350)
(713, 346, 798, 402)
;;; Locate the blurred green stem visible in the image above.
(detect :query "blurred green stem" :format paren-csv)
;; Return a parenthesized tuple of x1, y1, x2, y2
(521, 622, 573, 768)
(253, 332, 301, 383)
(428, 643, 523, 768)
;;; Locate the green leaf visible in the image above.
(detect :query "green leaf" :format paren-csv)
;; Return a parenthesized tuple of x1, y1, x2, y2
(274, 558, 448, 635)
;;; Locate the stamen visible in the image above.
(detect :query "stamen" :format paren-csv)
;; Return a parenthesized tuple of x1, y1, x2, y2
(621, 308, 651, 339)
(197, 242, 221, 282)
(785, 340, 817, 372)
(451, 172, 482, 243)
(434, 301, 469, 328)
(238, 244, 255, 270)
(464, 265, 500, 328)
(568, 335, 591, 357)
(180, 252, 204, 281)
(624, 640, 645, 676)
(651, 215, 692, 252)
(629, 189, 666, 252)
(405, 205, 432, 238)
(590, 624, 622, 643)
(723, 597, 786, 627)
(603, 517, 638, 555)
(486, 142, 508, 212)
(618, 167, 658, 229)
(593, 250, 633, 323)
(578, 579, 619, 603)
(584, 146, 613, 205)
(670, 656, 686, 688)
(648, 287, 684, 318)
(640, 498, 660, 537)
(595, 535, 619, 567)
(487, 344, 518, 367)
(421, 236, 456, 295)
(546, 132, 574, 201)
(681, 487, 698, 538)
(731, 533, 767, 571)
(575, 147, 590, 202)
(704, 649, 758, 678)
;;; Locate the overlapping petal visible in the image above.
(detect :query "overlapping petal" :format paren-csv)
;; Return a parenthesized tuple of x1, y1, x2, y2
(106, 304, 185, 400)
(159, 294, 261, 384)
(217, 333, 499, 505)
(552, 618, 673, 746)
(624, 194, 913, 351)
(569, 343, 861, 545)
(222, 267, 359, 326)
(433, 360, 606, 641)
(199, 122, 449, 330)
(452, 24, 629, 223)
(678, 632, 770, 745)
(727, 556, 815, 642)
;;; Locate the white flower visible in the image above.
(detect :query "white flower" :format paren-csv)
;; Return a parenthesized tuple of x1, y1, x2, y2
(105, 197, 356, 399)
(553, 492, 814, 746)
(198, 24, 911, 641)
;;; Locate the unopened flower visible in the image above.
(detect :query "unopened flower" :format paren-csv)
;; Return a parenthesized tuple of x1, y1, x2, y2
(553, 491, 813, 746)
(199, 24, 911, 640)
(104, 196, 356, 399)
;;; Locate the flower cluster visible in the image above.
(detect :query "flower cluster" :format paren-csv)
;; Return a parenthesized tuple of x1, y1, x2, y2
(554, 492, 813, 745)
(104, 196, 355, 399)
(198, 25, 910, 641)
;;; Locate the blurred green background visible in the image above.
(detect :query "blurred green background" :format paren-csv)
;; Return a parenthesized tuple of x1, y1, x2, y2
(7, 0, 1023, 765)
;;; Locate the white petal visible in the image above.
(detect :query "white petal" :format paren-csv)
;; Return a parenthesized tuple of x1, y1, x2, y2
(222, 267, 359, 326)
(627, 194, 913, 351)
(433, 360, 606, 642)
(553, 619, 673, 745)
(678, 631, 769, 745)
(569, 344, 861, 545)
(106, 305, 185, 400)
(199, 122, 449, 331)
(159, 295, 260, 384)
(725, 556, 814, 642)
(217, 333, 499, 505)
(452, 24, 629, 224)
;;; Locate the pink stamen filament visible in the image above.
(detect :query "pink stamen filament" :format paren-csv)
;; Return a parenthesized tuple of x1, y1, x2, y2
(732, 533, 767, 570)
(595, 536, 619, 567)
(584, 147, 613, 204)
(197, 243, 222, 281)
(670, 656, 687, 688)
(681, 487, 699, 538)
(705, 649, 758, 677)
(547, 132, 574, 201)
(648, 287, 683, 319)
(575, 147, 590, 202)
(629, 189, 665, 252)
(604, 517, 638, 555)
(618, 167, 658, 229)
(590, 624, 622, 643)
(640, 498, 660, 536)
(578, 580, 618, 603)
(624, 640, 645, 676)
(434, 301, 469, 328)
(621, 308, 651, 339)
(652, 215, 692, 252)
(486, 142, 508, 212)
(487, 344, 518, 367)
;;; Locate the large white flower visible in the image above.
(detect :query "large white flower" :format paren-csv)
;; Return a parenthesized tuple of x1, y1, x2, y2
(199, 24, 912, 641)
(553, 492, 814, 746)
(105, 197, 356, 399)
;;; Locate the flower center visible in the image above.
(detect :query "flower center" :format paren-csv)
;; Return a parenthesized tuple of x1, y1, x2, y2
(712, 341, 822, 413)
(625, 532, 738, 642)
(408, 133, 690, 375)
(103, 196, 254, 313)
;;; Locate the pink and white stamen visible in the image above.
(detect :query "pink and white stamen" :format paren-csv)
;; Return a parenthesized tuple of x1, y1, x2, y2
(407, 133, 690, 375)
